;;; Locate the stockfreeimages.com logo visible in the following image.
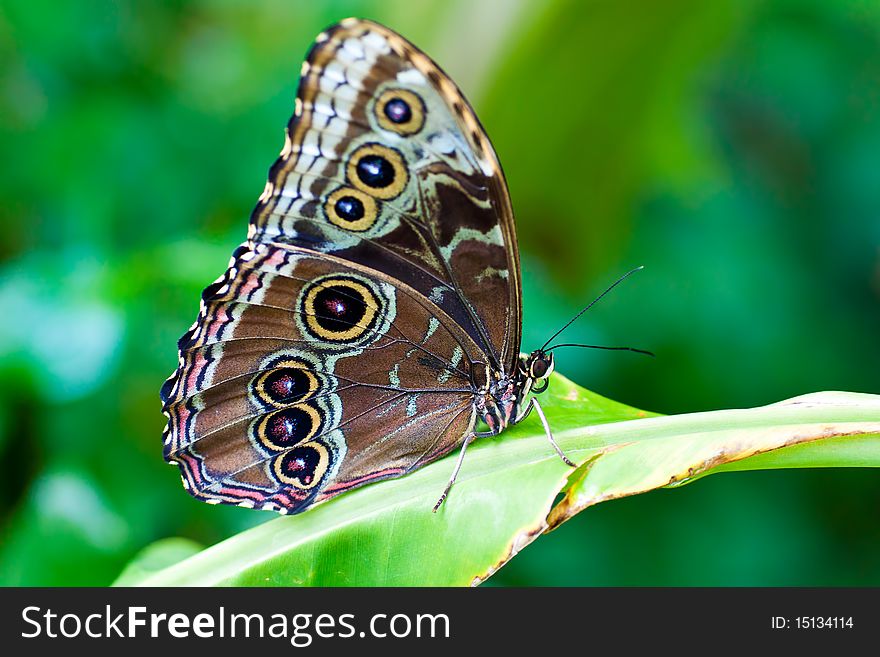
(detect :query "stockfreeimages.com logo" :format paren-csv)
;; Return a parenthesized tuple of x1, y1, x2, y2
(21, 606, 450, 646)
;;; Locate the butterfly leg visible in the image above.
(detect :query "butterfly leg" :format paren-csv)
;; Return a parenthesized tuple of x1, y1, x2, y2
(432, 430, 494, 512)
(529, 397, 576, 467)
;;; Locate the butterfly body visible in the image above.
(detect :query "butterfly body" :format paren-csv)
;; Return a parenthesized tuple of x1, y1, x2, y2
(472, 350, 553, 434)
(161, 18, 567, 515)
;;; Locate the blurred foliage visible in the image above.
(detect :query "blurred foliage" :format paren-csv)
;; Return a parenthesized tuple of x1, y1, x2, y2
(0, 0, 878, 586)
(116, 387, 880, 587)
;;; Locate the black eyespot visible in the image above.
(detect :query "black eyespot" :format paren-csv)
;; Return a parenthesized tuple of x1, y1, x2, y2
(375, 90, 425, 136)
(262, 407, 319, 449)
(313, 284, 368, 333)
(272, 442, 331, 489)
(346, 144, 407, 199)
(301, 275, 382, 344)
(383, 97, 412, 124)
(278, 446, 322, 486)
(261, 368, 313, 404)
(333, 195, 364, 222)
(356, 155, 395, 189)
(325, 188, 378, 231)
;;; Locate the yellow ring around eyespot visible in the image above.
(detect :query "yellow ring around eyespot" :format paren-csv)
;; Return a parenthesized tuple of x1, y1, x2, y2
(256, 402, 323, 452)
(254, 359, 320, 408)
(346, 143, 408, 200)
(375, 88, 426, 136)
(324, 187, 379, 232)
(304, 278, 379, 342)
(272, 441, 330, 489)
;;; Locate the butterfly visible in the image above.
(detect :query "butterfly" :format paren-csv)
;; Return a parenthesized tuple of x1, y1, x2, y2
(160, 17, 581, 516)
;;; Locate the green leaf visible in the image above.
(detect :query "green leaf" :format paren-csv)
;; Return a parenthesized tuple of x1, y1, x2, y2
(116, 375, 880, 587)
(548, 390, 880, 529)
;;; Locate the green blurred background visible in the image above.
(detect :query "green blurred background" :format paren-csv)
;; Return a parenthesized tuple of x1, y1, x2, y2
(1, 0, 878, 586)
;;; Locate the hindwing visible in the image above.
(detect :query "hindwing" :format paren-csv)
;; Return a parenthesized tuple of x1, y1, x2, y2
(161, 243, 482, 513)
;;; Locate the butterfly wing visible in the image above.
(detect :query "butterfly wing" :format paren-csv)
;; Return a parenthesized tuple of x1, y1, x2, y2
(250, 18, 522, 374)
(161, 242, 482, 513)
(162, 19, 523, 513)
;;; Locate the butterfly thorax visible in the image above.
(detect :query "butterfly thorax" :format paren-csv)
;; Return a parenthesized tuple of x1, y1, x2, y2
(476, 350, 554, 434)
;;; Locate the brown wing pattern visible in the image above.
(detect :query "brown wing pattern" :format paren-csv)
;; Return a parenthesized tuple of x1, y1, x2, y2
(162, 19, 521, 514)
(249, 19, 522, 372)
(161, 242, 481, 513)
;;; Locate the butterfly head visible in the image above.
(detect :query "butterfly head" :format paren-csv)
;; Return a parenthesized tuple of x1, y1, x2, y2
(522, 350, 555, 395)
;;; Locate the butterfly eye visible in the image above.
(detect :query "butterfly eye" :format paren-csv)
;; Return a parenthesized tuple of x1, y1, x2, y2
(529, 354, 554, 380)
(346, 143, 408, 199)
(376, 88, 425, 135)
(325, 188, 379, 232)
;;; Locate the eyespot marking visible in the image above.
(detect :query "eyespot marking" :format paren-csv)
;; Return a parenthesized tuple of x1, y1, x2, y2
(271, 442, 330, 489)
(357, 155, 394, 187)
(254, 404, 323, 451)
(346, 143, 408, 199)
(253, 359, 320, 408)
(375, 88, 426, 136)
(385, 98, 410, 122)
(325, 187, 379, 232)
(299, 276, 381, 343)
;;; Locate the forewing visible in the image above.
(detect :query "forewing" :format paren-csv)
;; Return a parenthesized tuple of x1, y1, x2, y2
(250, 18, 522, 373)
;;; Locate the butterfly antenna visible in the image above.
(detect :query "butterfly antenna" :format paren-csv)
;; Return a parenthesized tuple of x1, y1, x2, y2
(539, 266, 644, 351)
(545, 343, 654, 357)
